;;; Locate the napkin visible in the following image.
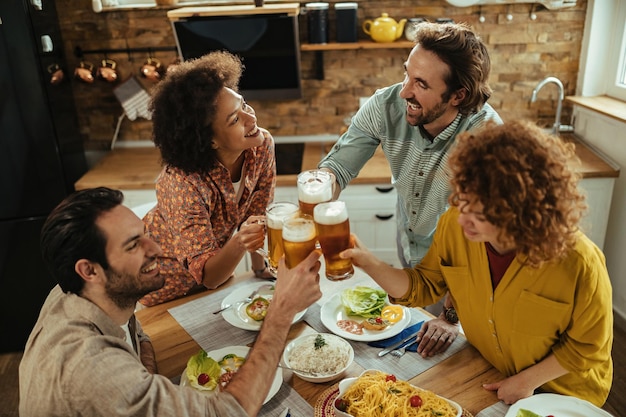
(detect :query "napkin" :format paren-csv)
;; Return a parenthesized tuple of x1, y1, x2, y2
(367, 321, 424, 352)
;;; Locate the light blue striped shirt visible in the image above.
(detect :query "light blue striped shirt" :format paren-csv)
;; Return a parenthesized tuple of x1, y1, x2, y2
(319, 83, 502, 266)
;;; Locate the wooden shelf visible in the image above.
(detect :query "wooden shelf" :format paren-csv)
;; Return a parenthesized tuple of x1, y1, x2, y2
(301, 40, 414, 79)
(167, 3, 300, 20)
(301, 40, 414, 51)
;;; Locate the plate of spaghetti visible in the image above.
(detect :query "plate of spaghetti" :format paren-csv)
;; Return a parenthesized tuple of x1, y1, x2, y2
(333, 370, 461, 417)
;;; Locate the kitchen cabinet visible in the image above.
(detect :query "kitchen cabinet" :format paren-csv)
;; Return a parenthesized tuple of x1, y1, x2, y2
(340, 184, 399, 267)
(578, 177, 616, 251)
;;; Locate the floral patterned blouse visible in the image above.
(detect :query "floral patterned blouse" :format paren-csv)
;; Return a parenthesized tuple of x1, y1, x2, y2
(139, 131, 276, 306)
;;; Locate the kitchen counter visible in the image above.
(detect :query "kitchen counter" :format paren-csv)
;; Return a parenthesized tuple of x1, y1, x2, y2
(74, 133, 619, 191)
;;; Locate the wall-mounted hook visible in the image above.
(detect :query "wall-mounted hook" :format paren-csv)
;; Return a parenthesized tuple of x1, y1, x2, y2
(529, 4, 537, 20)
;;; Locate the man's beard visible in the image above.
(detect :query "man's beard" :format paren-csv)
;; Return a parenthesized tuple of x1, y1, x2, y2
(406, 99, 449, 127)
(104, 263, 163, 310)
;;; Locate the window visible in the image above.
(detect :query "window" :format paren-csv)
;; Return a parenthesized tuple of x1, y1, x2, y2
(604, 0, 626, 101)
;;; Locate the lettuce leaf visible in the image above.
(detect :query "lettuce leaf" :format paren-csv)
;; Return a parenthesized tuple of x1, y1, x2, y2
(341, 287, 388, 318)
(516, 409, 543, 417)
(185, 349, 221, 391)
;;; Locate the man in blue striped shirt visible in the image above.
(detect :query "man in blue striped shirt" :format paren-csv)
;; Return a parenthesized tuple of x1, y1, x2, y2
(319, 22, 502, 355)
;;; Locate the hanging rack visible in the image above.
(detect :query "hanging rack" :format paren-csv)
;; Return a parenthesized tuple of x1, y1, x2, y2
(74, 45, 178, 58)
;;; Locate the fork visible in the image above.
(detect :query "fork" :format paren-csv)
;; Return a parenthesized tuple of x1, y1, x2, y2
(212, 289, 260, 315)
(390, 341, 418, 357)
(212, 284, 272, 315)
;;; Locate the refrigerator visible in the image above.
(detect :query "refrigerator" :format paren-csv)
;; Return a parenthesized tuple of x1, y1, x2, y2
(0, 0, 86, 352)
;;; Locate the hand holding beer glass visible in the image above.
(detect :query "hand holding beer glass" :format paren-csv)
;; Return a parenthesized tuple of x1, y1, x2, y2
(313, 201, 354, 280)
(297, 169, 333, 217)
(281, 216, 318, 269)
(265, 201, 299, 276)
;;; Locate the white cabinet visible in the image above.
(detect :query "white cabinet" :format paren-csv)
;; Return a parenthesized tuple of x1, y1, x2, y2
(340, 184, 399, 267)
(578, 177, 616, 250)
(275, 183, 400, 267)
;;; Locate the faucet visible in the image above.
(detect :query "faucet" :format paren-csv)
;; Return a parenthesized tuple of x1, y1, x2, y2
(531, 76, 568, 135)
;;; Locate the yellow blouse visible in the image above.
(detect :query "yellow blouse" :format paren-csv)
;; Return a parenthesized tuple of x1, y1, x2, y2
(393, 207, 613, 406)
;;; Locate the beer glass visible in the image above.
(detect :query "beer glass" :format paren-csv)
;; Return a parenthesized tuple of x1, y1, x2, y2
(265, 201, 299, 275)
(282, 216, 317, 269)
(297, 169, 333, 217)
(313, 201, 354, 280)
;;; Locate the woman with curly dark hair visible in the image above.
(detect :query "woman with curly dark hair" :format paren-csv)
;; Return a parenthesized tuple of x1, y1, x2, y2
(139, 51, 276, 306)
(343, 120, 613, 407)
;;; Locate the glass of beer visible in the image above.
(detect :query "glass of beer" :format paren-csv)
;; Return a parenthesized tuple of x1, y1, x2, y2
(313, 201, 354, 280)
(281, 216, 318, 269)
(265, 201, 299, 275)
(297, 169, 333, 217)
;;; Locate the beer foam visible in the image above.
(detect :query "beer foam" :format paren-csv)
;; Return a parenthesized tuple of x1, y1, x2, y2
(282, 219, 317, 242)
(298, 182, 333, 204)
(297, 170, 333, 204)
(314, 201, 349, 225)
(267, 203, 299, 229)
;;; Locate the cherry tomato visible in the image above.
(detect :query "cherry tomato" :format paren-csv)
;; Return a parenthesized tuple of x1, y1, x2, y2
(409, 395, 423, 407)
(197, 373, 210, 385)
(381, 305, 404, 323)
(385, 374, 397, 382)
(334, 398, 348, 412)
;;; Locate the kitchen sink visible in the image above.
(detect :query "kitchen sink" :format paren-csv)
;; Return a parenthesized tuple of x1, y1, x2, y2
(275, 143, 305, 175)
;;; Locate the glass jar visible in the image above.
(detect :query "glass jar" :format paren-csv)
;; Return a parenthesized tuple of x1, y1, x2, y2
(404, 17, 426, 42)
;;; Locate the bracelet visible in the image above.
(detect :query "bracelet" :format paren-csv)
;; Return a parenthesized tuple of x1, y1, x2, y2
(443, 306, 459, 325)
(253, 260, 269, 278)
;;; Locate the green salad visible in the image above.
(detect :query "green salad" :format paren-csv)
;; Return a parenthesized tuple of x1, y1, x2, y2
(341, 286, 388, 318)
(185, 349, 222, 391)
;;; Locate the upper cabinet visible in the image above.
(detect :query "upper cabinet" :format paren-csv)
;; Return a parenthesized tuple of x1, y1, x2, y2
(445, 0, 576, 9)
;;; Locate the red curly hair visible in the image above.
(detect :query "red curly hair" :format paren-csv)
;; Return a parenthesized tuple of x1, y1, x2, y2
(448, 120, 587, 267)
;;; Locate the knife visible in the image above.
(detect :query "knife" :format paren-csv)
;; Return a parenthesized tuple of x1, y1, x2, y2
(378, 322, 424, 357)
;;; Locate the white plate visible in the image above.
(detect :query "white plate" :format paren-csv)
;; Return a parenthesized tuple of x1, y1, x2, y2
(180, 345, 282, 404)
(221, 282, 307, 331)
(504, 393, 612, 417)
(320, 292, 411, 341)
(334, 369, 462, 417)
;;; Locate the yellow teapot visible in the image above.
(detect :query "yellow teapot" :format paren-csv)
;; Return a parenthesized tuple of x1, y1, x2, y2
(362, 13, 407, 43)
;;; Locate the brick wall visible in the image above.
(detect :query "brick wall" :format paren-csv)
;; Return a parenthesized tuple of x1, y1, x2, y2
(55, 0, 587, 149)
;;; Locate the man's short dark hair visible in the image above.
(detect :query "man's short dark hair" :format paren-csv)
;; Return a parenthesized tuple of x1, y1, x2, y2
(40, 187, 124, 294)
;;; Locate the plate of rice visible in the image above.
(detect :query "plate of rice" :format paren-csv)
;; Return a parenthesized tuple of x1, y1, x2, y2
(282, 333, 354, 383)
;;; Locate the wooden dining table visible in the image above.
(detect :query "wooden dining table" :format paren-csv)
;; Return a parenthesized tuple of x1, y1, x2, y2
(135, 271, 505, 416)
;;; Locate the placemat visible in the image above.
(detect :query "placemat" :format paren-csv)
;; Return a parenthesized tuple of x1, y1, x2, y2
(303, 303, 469, 381)
(168, 278, 269, 351)
(314, 383, 474, 417)
(168, 278, 313, 417)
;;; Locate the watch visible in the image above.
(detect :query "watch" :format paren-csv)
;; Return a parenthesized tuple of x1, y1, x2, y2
(443, 306, 459, 325)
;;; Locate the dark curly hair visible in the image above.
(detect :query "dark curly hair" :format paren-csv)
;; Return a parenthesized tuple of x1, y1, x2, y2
(415, 22, 492, 115)
(448, 120, 587, 267)
(150, 51, 244, 174)
(40, 187, 123, 294)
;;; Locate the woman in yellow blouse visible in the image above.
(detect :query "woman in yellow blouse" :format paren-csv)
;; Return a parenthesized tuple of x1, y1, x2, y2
(343, 120, 613, 406)
(139, 51, 275, 306)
